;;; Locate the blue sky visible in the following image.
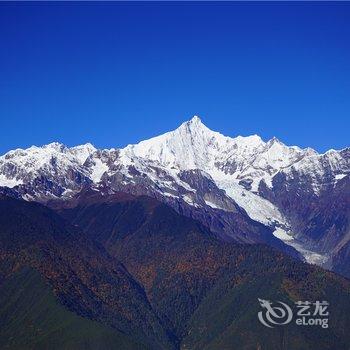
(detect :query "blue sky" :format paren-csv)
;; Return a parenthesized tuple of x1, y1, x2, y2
(0, 2, 349, 154)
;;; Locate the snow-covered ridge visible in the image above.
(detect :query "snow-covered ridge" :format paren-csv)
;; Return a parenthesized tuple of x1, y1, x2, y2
(0, 115, 348, 228)
(0, 115, 348, 212)
(121, 116, 348, 195)
(1, 115, 348, 267)
(0, 142, 96, 187)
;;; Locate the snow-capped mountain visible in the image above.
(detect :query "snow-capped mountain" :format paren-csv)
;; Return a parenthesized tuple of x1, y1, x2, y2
(123, 116, 312, 190)
(1, 116, 349, 275)
(0, 142, 95, 199)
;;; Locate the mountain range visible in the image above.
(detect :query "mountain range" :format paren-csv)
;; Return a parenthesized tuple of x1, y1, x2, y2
(1, 117, 350, 349)
(1, 116, 349, 277)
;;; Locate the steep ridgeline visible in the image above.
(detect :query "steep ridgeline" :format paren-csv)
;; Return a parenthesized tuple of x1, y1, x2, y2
(0, 116, 349, 275)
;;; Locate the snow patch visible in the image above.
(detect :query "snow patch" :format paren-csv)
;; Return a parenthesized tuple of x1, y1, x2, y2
(273, 227, 329, 266)
(204, 199, 225, 210)
(217, 180, 287, 227)
(273, 228, 293, 241)
(0, 175, 23, 188)
(182, 194, 198, 207)
(90, 159, 108, 182)
(335, 173, 347, 181)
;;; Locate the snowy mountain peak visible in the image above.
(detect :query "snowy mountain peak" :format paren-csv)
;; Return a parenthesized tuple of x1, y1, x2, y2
(70, 143, 97, 164)
(77, 142, 96, 150)
(178, 115, 212, 134)
(188, 115, 202, 124)
(122, 116, 231, 170)
(267, 136, 282, 145)
(179, 115, 203, 127)
(43, 142, 67, 152)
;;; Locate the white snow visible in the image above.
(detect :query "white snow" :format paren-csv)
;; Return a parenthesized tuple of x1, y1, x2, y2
(121, 116, 326, 198)
(89, 158, 109, 182)
(0, 142, 88, 180)
(335, 173, 347, 181)
(272, 227, 329, 266)
(0, 174, 23, 188)
(2, 116, 346, 205)
(163, 192, 177, 198)
(204, 199, 225, 210)
(70, 143, 96, 165)
(183, 194, 197, 206)
(273, 228, 294, 241)
(288, 241, 329, 265)
(217, 180, 287, 227)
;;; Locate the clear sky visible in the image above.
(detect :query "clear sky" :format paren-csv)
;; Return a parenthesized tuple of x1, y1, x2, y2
(0, 2, 349, 154)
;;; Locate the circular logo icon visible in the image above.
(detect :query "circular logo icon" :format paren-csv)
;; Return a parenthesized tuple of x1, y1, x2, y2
(258, 298, 293, 328)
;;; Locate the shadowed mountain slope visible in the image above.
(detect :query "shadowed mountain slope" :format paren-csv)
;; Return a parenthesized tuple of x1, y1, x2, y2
(0, 267, 145, 350)
(0, 195, 176, 350)
(57, 191, 350, 350)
